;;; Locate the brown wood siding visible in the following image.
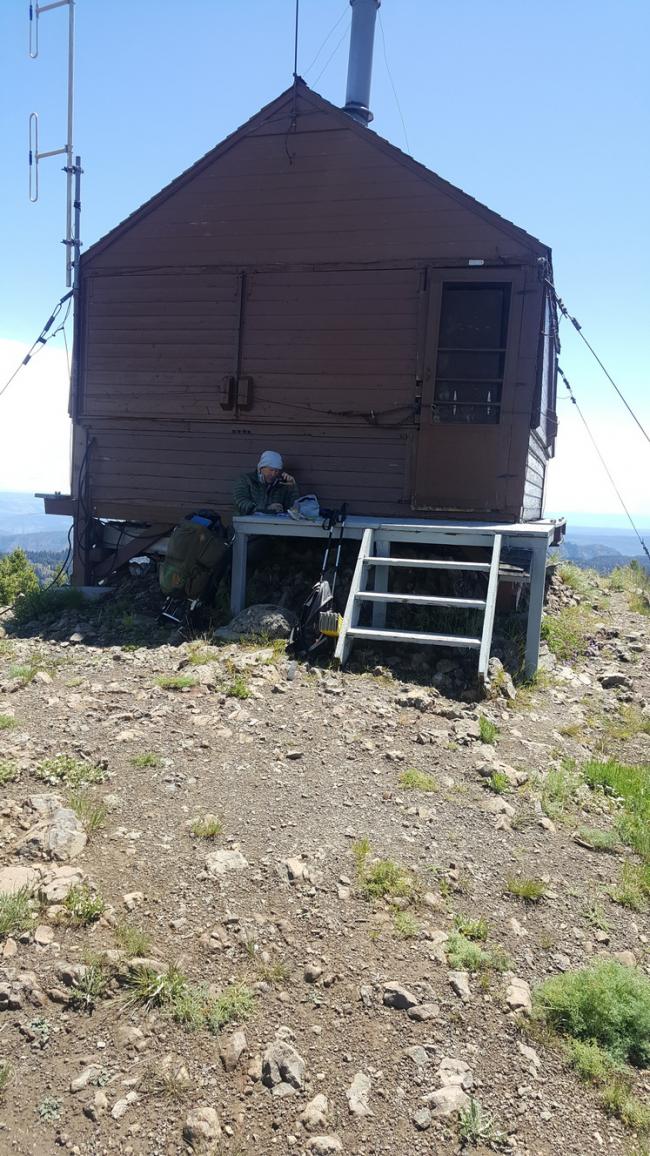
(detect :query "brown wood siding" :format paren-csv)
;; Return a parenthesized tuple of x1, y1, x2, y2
(80, 420, 413, 523)
(80, 272, 241, 420)
(84, 98, 537, 272)
(522, 431, 547, 521)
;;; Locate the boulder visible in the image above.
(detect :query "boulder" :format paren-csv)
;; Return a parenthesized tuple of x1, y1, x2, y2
(214, 604, 296, 641)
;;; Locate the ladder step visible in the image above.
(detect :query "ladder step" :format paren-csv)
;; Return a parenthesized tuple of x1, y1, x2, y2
(346, 627, 482, 648)
(365, 557, 492, 572)
(356, 592, 486, 609)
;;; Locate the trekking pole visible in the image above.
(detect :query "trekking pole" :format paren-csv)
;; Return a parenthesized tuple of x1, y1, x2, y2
(319, 504, 347, 638)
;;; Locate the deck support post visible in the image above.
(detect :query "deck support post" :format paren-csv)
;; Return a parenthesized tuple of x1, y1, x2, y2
(524, 542, 547, 678)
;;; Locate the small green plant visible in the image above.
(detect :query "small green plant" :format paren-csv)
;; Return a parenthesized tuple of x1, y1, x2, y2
(611, 862, 650, 913)
(352, 837, 371, 875)
(190, 814, 223, 839)
(540, 761, 581, 819)
(127, 964, 203, 1027)
(0, 760, 19, 785)
(185, 644, 214, 666)
(458, 1097, 506, 1147)
(453, 915, 489, 941)
(0, 887, 36, 938)
(70, 955, 110, 1010)
(567, 1038, 620, 1085)
(205, 983, 255, 1033)
(600, 706, 650, 743)
(533, 960, 650, 1066)
(115, 922, 151, 957)
(63, 884, 105, 925)
(478, 716, 499, 744)
(38, 1095, 62, 1123)
(583, 759, 650, 860)
(35, 754, 105, 788)
(0, 714, 16, 730)
(557, 562, 596, 598)
(67, 790, 107, 834)
(445, 931, 510, 973)
(601, 1080, 650, 1131)
(583, 902, 611, 933)
(506, 876, 546, 903)
(0, 1060, 11, 1094)
(156, 673, 198, 690)
(541, 605, 595, 662)
(257, 961, 291, 985)
(130, 752, 160, 768)
(576, 826, 619, 853)
(486, 771, 510, 794)
(399, 768, 437, 792)
(360, 857, 416, 902)
(393, 910, 419, 939)
(224, 675, 251, 699)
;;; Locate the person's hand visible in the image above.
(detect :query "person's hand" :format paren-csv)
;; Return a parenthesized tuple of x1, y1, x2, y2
(268, 503, 283, 513)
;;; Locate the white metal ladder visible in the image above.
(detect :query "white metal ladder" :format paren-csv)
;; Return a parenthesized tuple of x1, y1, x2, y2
(334, 527, 502, 680)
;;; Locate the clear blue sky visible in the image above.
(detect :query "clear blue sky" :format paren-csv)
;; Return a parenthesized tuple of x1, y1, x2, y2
(0, 0, 648, 516)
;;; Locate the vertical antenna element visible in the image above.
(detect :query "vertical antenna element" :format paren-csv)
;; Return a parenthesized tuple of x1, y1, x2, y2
(27, 0, 80, 288)
(293, 0, 300, 78)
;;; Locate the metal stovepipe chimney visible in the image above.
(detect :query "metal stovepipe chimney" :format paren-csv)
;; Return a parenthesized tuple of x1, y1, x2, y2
(343, 0, 381, 125)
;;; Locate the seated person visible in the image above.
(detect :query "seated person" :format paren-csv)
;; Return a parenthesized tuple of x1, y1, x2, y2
(233, 451, 298, 516)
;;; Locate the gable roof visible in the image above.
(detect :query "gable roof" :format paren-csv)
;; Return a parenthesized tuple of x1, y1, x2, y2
(82, 79, 549, 265)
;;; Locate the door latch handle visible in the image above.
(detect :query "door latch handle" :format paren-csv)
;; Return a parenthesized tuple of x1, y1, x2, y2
(220, 375, 236, 410)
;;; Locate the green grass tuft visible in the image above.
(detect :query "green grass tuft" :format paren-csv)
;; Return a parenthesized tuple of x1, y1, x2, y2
(601, 1080, 650, 1131)
(392, 910, 419, 939)
(224, 674, 251, 699)
(399, 768, 437, 792)
(130, 752, 161, 768)
(190, 814, 223, 839)
(67, 790, 107, 834)
(611, 862, 650, 913)
(0, 887, 36, 938)
(576, 826, 620, 853)
(533, 960, 650, 1066)
(115, 922, 151, 957)
(506, 876, 546, 903)
(567, 1038, 621, 1085)
(478, 716, 499, 744)
(0, 715, 16, 730)
(445, 931, 510, 973)
(0, 1060, 11, 1094)
(156, 674, 198, 690)
(540, 762, 581, 819)
(361, 857, 416, 902)
(541, 605, 595, 663)
(205, 983, 255, 1033)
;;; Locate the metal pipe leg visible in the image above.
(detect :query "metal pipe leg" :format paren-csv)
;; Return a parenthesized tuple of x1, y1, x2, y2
(525, 543, 547, 678)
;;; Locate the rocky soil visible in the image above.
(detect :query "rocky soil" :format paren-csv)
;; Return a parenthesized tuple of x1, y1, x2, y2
(0, 572, 648, 1156)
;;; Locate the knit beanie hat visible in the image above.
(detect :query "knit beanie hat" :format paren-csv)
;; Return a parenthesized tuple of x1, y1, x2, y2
(258, 450, 283, 470)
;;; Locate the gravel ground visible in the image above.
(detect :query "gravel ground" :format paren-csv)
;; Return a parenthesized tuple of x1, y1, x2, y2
(0, 571, 648, 1156)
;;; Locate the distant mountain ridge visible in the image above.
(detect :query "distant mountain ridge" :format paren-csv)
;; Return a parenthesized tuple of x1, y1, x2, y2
(0, 491, 71, 553)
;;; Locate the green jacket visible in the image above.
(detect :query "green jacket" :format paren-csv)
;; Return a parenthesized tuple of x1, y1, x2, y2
(233, 470, 299, 516)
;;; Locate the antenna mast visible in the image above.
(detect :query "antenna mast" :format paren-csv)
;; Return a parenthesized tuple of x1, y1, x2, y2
(28, 0, 82, 289)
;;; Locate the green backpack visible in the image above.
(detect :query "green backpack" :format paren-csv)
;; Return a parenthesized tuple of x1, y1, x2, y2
(159, 513, 228, 601)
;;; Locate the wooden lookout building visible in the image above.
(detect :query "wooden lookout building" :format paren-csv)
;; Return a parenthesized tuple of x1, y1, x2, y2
(42, 2, 563, 676)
